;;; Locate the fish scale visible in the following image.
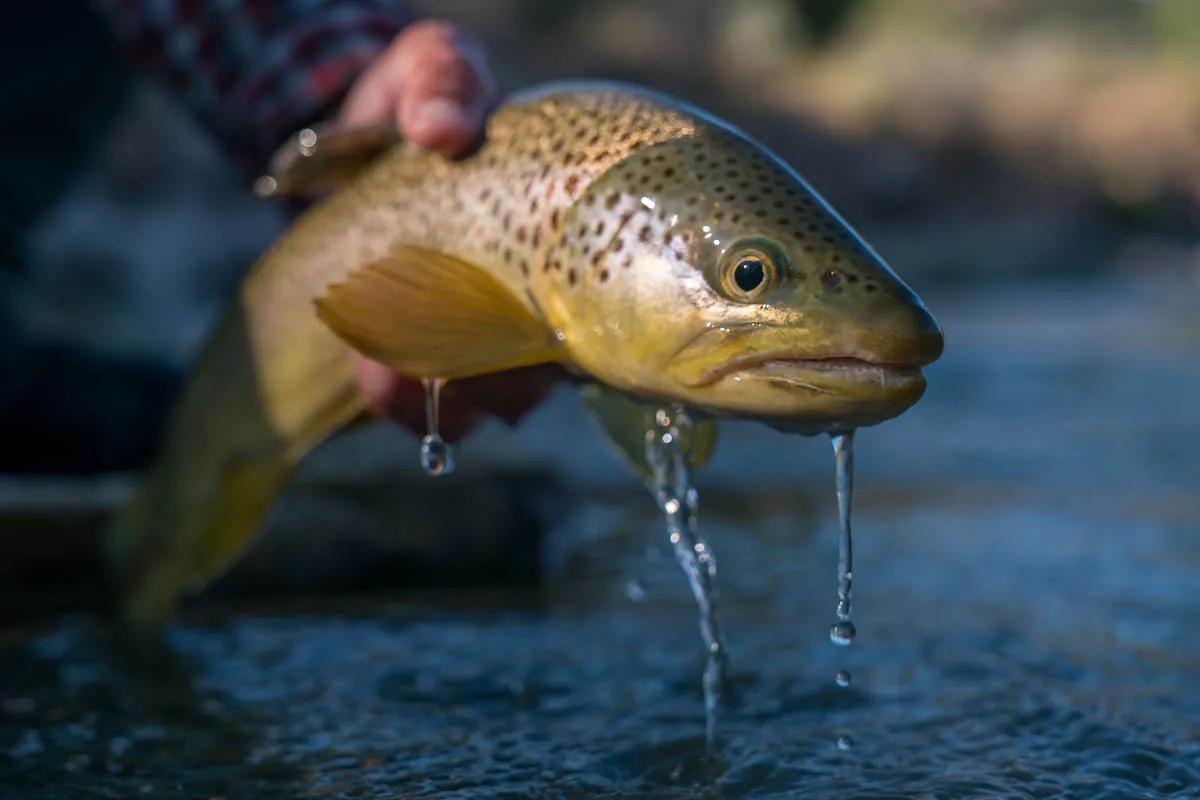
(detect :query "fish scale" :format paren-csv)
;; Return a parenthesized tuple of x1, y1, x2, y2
(271, 88, 697, 302)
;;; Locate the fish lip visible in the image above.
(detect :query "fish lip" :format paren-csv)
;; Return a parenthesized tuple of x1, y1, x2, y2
(693, 354, 923, 388)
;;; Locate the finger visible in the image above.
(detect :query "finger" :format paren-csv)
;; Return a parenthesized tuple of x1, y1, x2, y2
(338, 69, 394, 129)
(449, 365, 567, 426)
(394, 23, 496, 155)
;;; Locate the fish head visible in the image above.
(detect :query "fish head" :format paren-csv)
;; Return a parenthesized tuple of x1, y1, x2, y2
(550, 124, 942, 433)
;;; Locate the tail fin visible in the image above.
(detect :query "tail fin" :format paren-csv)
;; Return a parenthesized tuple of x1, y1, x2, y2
(108, 301, 362, 630)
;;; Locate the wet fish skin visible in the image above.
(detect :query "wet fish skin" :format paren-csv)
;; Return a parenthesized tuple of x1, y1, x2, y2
(270, 82, 939, 424)
(109, 82, 942, 627)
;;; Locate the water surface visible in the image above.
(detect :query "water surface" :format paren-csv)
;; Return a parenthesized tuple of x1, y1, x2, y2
(2, 278, 1198, 798)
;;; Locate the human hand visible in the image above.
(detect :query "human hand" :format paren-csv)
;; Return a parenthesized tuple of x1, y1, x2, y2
(339, 22, 558, 440)
(339, 20, 496, 154)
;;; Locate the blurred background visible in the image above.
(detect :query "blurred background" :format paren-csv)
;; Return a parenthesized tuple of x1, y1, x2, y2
(2, 1, 1198, 797)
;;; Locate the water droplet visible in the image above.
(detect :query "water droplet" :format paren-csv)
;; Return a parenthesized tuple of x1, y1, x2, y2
(419, 379, 455, 476)
(837, 734, 855, 751)
(835, 669, 852, 687)
(419, 435, 454, 476)
(830, 620, 857, 646)
(624, 579, 647, 602)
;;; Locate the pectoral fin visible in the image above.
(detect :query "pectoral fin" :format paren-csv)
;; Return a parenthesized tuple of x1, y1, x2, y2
(581, 383, 717, 483)
(255, 122, 402, 198)
(316, 246, 565, 380)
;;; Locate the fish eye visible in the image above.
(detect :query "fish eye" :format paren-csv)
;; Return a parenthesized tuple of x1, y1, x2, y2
(718, 244, 782, 302)
(734, 258, 765, 292)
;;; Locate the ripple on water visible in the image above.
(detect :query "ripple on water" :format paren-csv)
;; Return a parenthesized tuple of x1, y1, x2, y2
(1, 586, 1196, 800)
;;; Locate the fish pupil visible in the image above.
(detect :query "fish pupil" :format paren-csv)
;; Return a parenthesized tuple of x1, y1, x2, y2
(734, 259, 765, 292)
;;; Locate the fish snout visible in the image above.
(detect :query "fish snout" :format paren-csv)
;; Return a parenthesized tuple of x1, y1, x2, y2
(845, 295, 944, 369)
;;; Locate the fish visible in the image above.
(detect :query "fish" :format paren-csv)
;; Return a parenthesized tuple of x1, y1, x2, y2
(107, 82, 943, 628)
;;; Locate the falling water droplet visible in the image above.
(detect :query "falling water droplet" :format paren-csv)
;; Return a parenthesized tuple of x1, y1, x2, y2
(419, 378, 454, 476)
(624, 578, 647, 602)
(419, 436, 453, 476)
(835, 669, 852, 688)
(645, 406, 726, 749)
(830, 620, 857, 646)
(837, 734, 855, 751)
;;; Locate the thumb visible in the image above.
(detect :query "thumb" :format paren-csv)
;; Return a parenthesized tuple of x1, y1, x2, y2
(395, 22, 496, 156)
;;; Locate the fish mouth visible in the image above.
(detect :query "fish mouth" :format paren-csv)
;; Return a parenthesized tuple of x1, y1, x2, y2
(695, 354, 924, 393)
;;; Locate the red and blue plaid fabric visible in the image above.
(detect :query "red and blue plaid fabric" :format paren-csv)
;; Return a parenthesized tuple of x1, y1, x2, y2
(93, 0, 412, 167)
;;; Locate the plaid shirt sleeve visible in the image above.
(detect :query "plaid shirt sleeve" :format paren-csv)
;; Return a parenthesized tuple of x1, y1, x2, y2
(92, 0, 414, 169)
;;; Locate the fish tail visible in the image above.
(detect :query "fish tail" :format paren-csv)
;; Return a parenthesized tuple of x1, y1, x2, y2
(107, 301, 362, 631)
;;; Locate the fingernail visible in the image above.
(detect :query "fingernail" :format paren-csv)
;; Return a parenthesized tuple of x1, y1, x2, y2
(410, 97, 473, 139)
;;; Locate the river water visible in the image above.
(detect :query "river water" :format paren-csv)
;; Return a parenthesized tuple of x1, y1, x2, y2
(2, 277, 1198, 798)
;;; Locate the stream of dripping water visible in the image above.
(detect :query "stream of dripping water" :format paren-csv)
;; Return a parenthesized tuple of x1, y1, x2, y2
(645, 407, 726, 749)
(419, 378, 454, 476)
(829, 431, 856, 647)
(829, 431, 856, 749)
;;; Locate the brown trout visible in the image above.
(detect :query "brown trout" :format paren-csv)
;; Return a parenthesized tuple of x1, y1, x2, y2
(109, 83, 942, 627)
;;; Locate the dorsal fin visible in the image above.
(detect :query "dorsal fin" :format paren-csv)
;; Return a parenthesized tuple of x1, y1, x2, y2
(316, 245, 566, 380)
